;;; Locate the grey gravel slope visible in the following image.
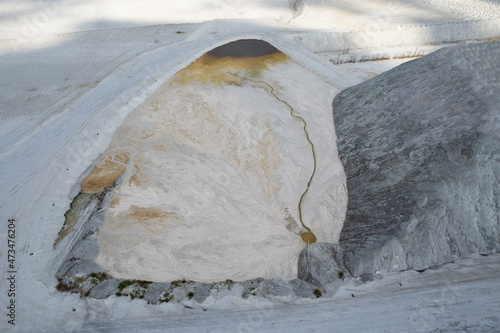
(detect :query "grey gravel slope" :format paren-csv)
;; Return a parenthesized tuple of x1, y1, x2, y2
(333, 40, 500, 276)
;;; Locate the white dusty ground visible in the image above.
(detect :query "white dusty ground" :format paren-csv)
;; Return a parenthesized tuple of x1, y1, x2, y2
(79, 253, 500, 333)
(1, 1, 500, 332)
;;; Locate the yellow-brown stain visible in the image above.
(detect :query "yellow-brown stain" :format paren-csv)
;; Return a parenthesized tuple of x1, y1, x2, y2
(173, 52, 290, 85)
(127, 205, 178, 233)
(128, 205, 178, 221)
(141, 130, 156, 139)
(109, 196, 120, 208)
(112, 151, 130, 164)
(129, 164, 151, 187)
(481, 37, 500, 42)
(300, 232, 317, 244)
(81, 152, 130, 192)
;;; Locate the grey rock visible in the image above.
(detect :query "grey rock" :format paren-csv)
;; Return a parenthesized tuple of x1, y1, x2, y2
(121, 283, 139, 295)
(192, 283, 211, 303)
(289, 279, 315, 299)
(68, 238, 100, 262)
(297, 242, 346, 288)
(262, 278, 293, 298)
(332, 40, 500, 277)
(241, 278, 264, 298)
(166, 280, 194, 302)
(143, 283, 171, 304)
(89, 279, 121, 299)
(56, 258, 81, 278)
(66, 262, 103, 278)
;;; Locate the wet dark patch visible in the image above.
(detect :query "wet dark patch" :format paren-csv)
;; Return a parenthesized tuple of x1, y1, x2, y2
(174, 44, 289, 85)
(54, 181, 117, 245)
(208, 39, 280, 58)
(300, 231, 317, 244)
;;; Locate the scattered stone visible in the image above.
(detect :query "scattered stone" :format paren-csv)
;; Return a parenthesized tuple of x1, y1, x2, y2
(191, 283, 211, 303)
(66, 262, 103, 279)
(56, 258, 81, 278)
(143, 283, 171, 304)
(289, 279, 316, 299)
(89, 279, 122, 299)
(241, 278, 264, 299)
(297, 242, 347, 288)
(262, 278, 294, 298)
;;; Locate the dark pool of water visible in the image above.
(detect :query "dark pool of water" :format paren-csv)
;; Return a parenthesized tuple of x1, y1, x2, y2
(208, 39, 280, 58)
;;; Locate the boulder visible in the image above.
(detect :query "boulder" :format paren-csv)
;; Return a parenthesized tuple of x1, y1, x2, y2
(262, 278, 294, 298)
(289, 279, 316, 299)
(191, 283, 211, 303)
(332, 40, 500, 276)
(241, 278, 264, 299)
(297, 242, 346, 288)
(143, 283, 171, 304)
(89, 279, 122, 299)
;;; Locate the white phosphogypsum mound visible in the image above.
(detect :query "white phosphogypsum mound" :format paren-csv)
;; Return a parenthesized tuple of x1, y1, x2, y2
(91, 42, 347, 283)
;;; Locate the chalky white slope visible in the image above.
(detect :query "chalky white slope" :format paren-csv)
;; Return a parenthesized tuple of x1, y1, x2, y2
(94, 54, 347, 283)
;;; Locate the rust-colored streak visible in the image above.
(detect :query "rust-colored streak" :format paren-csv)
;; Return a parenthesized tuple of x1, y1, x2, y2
(109, 196, 120, 208)
(126, 205, 179, 233)
(81, 152, 130, 192)
(127, 205, 178, 221)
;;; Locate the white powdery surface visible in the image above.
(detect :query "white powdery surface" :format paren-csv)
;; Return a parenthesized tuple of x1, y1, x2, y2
(95, 60, 347, 283)
(81, 253, 500, 333)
